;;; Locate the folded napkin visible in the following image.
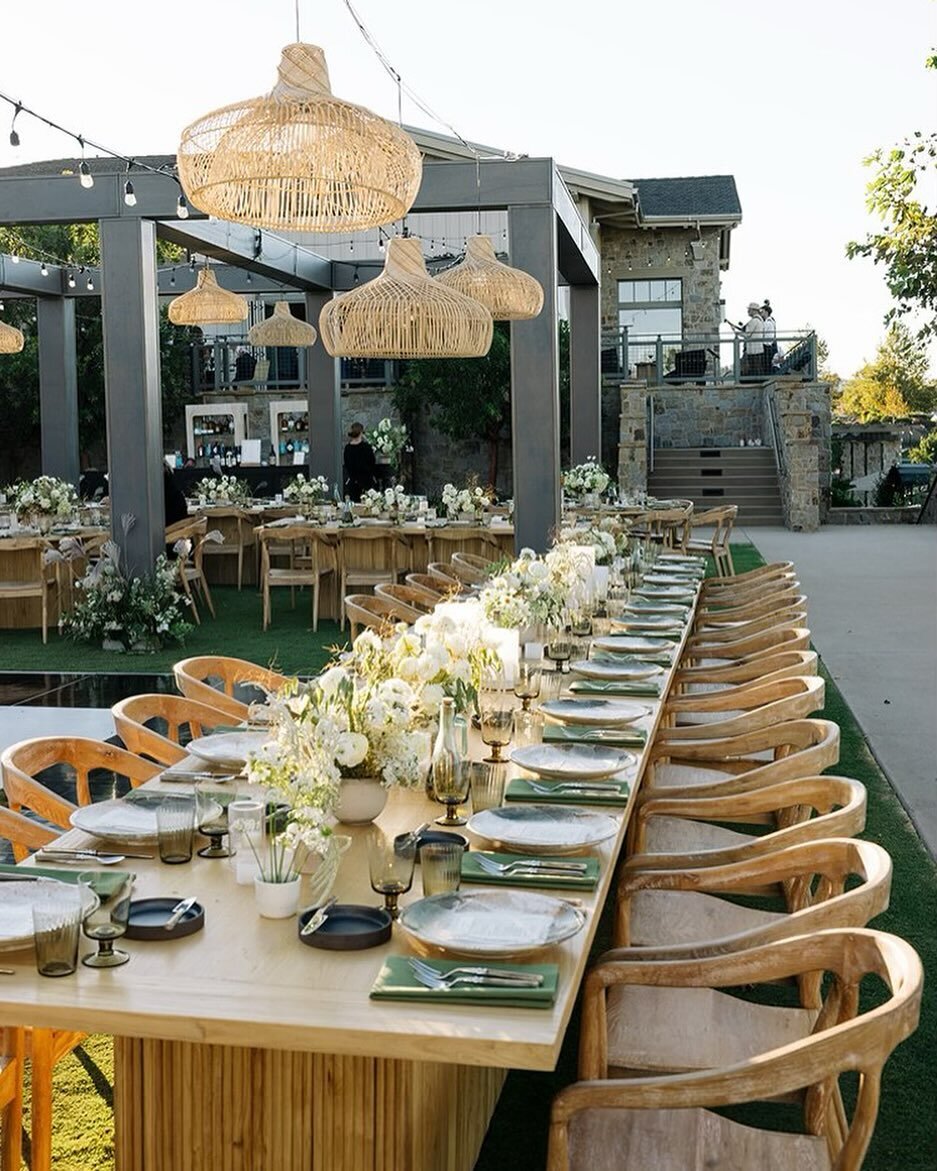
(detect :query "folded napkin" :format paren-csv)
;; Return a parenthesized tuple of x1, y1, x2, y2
(624, 601, 689, 616)
(370, 956, 558, 1008)
(543, 722, 647, 747)
(461, 851, 600, 890)
(610, 623, 685, 639)
(569, 679, 662, 698)
(505, 776, 630, 807)
(634, 592, 695, 608)
(590, 651, 671, 669)
(0, 863, 133, 896)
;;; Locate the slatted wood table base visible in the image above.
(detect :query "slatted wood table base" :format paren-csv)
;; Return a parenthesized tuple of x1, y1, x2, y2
(114, 1037, 505, 1171)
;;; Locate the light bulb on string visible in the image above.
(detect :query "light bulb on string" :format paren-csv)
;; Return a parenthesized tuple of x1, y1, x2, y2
(349, 240, 354, 254)
(86, 274, 94, 291)
(79, 160, 94, 189)
(40, 262, 49, 276)
(176, 193, 189, 219)
(9, 103, 21, 147)
(67, 271, 76, 288)
(124, 179, 136, 206)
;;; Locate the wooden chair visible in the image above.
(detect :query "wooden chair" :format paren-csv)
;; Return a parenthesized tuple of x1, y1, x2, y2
(403, 574, 445, 604)
(0, 1026, 23, 1171)
(452, 552, 498, 581)
(0, 538, 59, 643)
(659, 674, 825, 736)
(427, 562, 463, 590)
(681, 504, 737, 575)
(673, 649, 818, 696)
(343, 593, 403, 641)
(1, 738, 161, 860)
(166, 517, 216, 623)
(633, 503, 694, 551)
(694, 586, 806, 629)
(112, 694, 233, 766)
(625, 774, 867, 870)
(683, 618, 811, 665)
(173, 656, 289, 721)
(338, 529, 411, 631)
(426, 526, 499, 564)
(701, 560, 795, 599)
(196, 506, 256, 589)
(0, 804, 60, 854)
(257, 524, 336, 631)
(687, 605, 809, 650)
(374, 582, 434, 618)
(550, 929, 922, 1171)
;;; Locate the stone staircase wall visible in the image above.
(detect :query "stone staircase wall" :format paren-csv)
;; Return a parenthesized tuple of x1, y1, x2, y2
(648, 447, 784, 525)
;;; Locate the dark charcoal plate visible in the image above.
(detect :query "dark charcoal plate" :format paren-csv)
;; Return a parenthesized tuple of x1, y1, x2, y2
(297, 904, 392, 951)
(395, 829, 469, 863)
(125, 897, 205, 940)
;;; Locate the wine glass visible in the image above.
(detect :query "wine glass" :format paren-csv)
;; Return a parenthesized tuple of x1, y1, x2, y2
(478, 674, 514, 763)
(78, 871, 133, 968)
(431, 734, 470, 826)
(569, 605, 594, 659)
(196, 781, 231, 859)
(367, 828, 416, 920)
(546, 620, 573, 674)
(513, 654, 542, 714)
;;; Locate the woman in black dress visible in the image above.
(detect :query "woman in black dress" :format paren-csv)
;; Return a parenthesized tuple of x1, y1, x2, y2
(343, 422, 376, 502)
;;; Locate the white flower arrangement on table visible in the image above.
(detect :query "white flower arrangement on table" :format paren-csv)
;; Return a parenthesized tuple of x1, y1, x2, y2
(8, 475, 78, 520)
(194, 473, 250, 506)
(360, 484, 411, 514)
(282, 473, 330, 510)
(440, 481, 493, 519)
(367, 417, 412, 465)
(556, 525, 619, 565)
(479, 545, 591, 630)
(562, 458, 610, 498)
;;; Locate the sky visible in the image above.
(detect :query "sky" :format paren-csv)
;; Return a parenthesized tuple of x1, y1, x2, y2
(2, 0, 935, 378)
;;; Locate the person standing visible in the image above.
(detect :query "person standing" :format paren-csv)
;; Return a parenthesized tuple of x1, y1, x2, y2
(740, 301, 765, 376)
(343, 422, 377, 502)
(761, 301, 777, 371)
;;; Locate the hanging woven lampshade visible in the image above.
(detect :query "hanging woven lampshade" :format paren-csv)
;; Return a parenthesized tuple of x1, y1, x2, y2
(319, 236, 493, 359)
(248, 301, 317, 347)
(436, 234, 544, 320)
(177, 43, 423, 232)
(0, 319, 25, 354)
(168, 268, 248, 326)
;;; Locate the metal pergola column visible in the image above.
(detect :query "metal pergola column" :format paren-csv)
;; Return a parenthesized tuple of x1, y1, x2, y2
(99, 218, 165, 575)
(37, 298, 80, 485)
(305, 291, 342, 492)
(569, 283, 601, 464)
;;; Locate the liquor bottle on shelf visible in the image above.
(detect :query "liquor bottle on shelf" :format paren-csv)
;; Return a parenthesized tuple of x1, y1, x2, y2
(285, 439, 295, 456)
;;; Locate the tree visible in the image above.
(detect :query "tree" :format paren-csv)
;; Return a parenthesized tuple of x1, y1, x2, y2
(834, 324, 936, 421)
(847, 53, 937, 340)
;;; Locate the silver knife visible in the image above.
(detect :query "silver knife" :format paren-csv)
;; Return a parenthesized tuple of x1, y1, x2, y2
(164, 897, 197, 931)
(543, 781, 626, 792)
(38, 848, 153, 860)
(300, 895, 338, 937)
(510, 858, 588, 871)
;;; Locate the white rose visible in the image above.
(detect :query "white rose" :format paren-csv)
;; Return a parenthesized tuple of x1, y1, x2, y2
(527, 561, 549, 582)
(317, 666, 348, 697)
(335, 731, 369, 769)
(421, 683, 445, 710)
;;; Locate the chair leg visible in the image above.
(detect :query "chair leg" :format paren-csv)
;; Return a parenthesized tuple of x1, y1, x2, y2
(237, 544, 244, 591)
(0, 1026, 23, 1171)
(200, 574, 216, 619)
(263, 579, 270, 631)
(42, 586, 48, 644)
(312, 577, 319, 633)
(30, 1027, 54, 1171)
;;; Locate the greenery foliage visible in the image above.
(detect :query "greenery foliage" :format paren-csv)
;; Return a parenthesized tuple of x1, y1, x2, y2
(834, 324, 935, 421)
(908, 428, 937, 465)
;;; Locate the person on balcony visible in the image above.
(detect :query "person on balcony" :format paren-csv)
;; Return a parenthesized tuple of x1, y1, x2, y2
(761, 301, 778, 369)
(739, 302, 765, 376)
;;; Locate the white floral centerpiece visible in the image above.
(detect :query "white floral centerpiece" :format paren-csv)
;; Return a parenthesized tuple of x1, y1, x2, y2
(283, 473, 330, 512)
(556, 524, 619, 565)
(360, 484, 411, 515)
(8, 475, 78, 530)
(195, 473, 250, 506)
(441, 481, 492, 520)
(367, 417, 411, 467)
(479, 545, 592, 631)
(562, 458, 610, 499)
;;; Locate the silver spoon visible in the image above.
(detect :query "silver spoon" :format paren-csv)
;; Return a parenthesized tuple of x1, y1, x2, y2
(36, 849, 131, 866)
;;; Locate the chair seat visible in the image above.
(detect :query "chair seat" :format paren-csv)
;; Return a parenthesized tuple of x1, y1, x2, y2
(268, 567, 323, 587)
(651, 763, 735, 788)
(346, 570, 396, 586)
(606, 984, 815, 1075)
(628, 889, 786, 949)
(566, 1104, 830, 1171)
(642, 815, 758, 855)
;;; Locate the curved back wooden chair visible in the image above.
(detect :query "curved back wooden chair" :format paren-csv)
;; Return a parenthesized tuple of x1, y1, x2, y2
(0, 803, 60, 855)
(112, 694, 233, 767)
(343, 593, 403, 641)
(338, 528, 411, 630)
(1, 738, 161, 861)
(695, 585, 805, 629)
(633, 503, 693, 551)
(196, 505, 256, 589)
(374, 582, 433, 618)
(687, 605, 809, 650)
(403, 574, 445, 604)
(674, 649, 818, 694)
(683, 620, 812, 665)
(702, 560, 795, 597)
(0, 537, 59, 644)
(166, 516, 215, 623)
(681, 504, 737, 575)
(426, 526, 500, 564)
(0, 1026, 24, 1171)
(256, 524, 336, 632)
(660, 674, 825, 737)
(553, 929, 922, 1171)
(173, 656, 289, 721)
(626, 774, 867, 870)
(427, 562, 463, 590)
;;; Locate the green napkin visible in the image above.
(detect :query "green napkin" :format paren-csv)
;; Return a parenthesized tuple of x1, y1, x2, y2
(610, 623, 685, 640)
(505, 776, 630, 807)
(625, 600, 690, 615)
(543, 722, 647, 747)
(461, 851, 600, 890)
(569, 679, 662, 698)
(0, 863, 133, 896)
(370, 955, 559, 1008)
(634, 593, 695, 608)
(591, 651, 673, 667)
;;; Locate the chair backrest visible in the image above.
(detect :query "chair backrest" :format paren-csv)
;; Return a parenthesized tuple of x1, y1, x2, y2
(697, 584, 804, 623)
(427, 562, 463, 588)
(0, 803, 60, 856)
(0, 538, 47, 581)
(688, 605, 809, 647)
(449, 552, 493, 585)
(173, 656, 288, 720)
(675, 649, 818, 690)
(404, 573, 445, 602)
(374, 583, 433, 617)
(112, 694, 232, 766)
(662, 675, 825, 739)
(258, 524, 323, 574)
(703, 560, 795, 592)
(686, 615, 810, 660)
(340, 528, 406, 576)
(343, 593, 402, 639)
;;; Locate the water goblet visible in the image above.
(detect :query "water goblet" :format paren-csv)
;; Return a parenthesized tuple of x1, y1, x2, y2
(546, 622, 573, 674)
(431, 739, 470, 826)
(478, 676, 514, 764)
(78, 871, 133, 968)
(513, 655, 542, 714)
(196, 781, 231, 859)
(367, 828, 416, 920)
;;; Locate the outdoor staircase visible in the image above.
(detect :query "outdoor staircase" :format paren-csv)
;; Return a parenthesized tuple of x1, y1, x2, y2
(648, 447, 784, 526)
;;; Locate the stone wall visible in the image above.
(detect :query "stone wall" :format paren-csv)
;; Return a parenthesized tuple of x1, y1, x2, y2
(617, 386, 648, 493)
(649, 384, 765, 448)
(767, 380, 831, 532)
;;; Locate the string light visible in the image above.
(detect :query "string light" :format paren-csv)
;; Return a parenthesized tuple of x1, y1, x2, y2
(67, 271, 76, 288)
(176, 193, 189, 219)
(124, 178, 136, 207)
(86, 274, 94, 291)
(40, 261, 49, 276)
(79, 160, 94, 189)
(8, 101, 21, 147)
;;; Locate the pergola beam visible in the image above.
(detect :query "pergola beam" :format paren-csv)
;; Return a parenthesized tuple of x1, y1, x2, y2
(157, 220, 331, 291)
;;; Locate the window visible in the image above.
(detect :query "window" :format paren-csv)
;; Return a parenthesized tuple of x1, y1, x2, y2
(618, 278, 682, 338)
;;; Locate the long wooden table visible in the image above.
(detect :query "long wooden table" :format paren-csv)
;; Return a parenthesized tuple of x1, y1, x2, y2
(0, 594, 697, 1170)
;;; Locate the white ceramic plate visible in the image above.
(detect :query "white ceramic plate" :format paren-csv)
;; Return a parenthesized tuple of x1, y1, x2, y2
(70, 797, 162, 844)
(511, 743, 633, 780)
(595, 634, 676, 653)
(187, 731, 271, 769)
(398, 889, 585, 958)
(539, 697, 647, 727)
(570, 660, 663, 681)
(642, 572, 700, 585)
(468, 804, 619, 855)
(0, 879, 98, 952)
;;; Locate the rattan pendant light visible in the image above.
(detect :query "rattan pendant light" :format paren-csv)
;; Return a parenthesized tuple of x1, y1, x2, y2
(177, 43, 423, 232)
(436, 234, 544, 320)
(248, 301, 317, 347)
(319, 236, 493, 359)
(168, 267, 248, 326)
(0, 319, 25, 354)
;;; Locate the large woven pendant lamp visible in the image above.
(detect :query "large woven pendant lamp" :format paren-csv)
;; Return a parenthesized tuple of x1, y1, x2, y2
(177, 43, 423, 232)
(0, 319, 25, 354)
(248, 301, 317, 347)
(436, 234, 544, 320)
(168, 268, 248, 326)
(319, 236, 493, 359)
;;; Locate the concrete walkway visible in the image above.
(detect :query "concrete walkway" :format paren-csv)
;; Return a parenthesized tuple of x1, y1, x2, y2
(738, 525, 937, 857)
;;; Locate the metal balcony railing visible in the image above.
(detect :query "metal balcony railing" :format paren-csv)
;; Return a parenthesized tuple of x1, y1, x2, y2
(601, 329, 818, 386)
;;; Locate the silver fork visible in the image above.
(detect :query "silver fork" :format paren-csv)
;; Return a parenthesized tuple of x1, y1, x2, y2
(473, 855, 587, 876)
(408, 957, 543, 987)
(525, 779, 626, 795)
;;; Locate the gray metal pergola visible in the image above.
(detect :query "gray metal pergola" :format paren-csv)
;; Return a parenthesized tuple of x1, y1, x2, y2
(0, 157, 600, 573)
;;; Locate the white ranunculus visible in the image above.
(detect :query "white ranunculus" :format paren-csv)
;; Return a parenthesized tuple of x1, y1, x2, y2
(527, 561, 549, 582)
(317, 666, 348, 697)
(335, 731, 369, 769)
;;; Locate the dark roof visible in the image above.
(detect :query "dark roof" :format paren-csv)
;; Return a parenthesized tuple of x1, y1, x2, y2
(0, 155, 175, 178)
(632, 175, 741, 220)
